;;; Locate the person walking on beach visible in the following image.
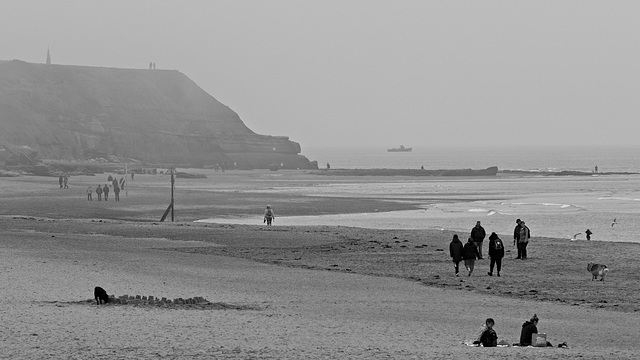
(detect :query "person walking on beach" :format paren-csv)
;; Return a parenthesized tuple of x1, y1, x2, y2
(487, 232, 504, 276)
(95, 184, 102, 201)
(517, 221, 531, 259)
(86, 186, 93, 201)
(471, 221, 486, 259)
(449, 234, 464, 277)
(264, 205, 275, 225)
(463, 238, 480, 276)
(103, 184, 110, 201)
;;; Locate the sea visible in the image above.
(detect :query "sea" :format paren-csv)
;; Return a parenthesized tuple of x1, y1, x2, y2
(199, 145, 640, 243)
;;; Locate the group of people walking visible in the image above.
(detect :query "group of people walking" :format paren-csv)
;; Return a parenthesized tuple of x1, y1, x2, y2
(450, 219, 531, 277)
(86, 184, 118, 201)
(85, 175, 126, 201)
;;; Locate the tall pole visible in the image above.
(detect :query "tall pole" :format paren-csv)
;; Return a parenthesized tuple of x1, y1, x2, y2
(170, 167, 175, 221)
(159, 167, 176, 222)
(125, 163, 128, 197)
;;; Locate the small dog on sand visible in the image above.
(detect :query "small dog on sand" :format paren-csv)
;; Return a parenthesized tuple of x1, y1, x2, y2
(94, 286, 110, 304)
(587, 263, 609, 281)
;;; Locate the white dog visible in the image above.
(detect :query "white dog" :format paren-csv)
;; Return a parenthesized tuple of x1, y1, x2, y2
(587, 263, 609, 281)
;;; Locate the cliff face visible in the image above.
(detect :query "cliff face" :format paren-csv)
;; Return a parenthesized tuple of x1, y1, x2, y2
(0, 60, 316, 169)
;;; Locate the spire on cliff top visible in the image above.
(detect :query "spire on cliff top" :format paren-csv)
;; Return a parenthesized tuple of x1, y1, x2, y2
(46, 48, 51, 65)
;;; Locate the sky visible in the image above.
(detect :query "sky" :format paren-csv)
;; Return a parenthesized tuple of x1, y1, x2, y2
(2, 1, 640, 149)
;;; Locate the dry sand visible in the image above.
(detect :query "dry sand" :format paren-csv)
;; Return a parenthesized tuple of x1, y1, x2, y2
(2, 170, 640, 359)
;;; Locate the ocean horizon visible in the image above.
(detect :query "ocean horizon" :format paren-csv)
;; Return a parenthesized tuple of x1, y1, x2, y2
(301, 145, 640, 173)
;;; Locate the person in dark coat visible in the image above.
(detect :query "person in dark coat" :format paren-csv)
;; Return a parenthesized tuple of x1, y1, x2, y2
(103, 184, 110, 201)
(519, 314, 539, 346)
(449, 234, 464, 277)
(487, 232, 505, 276)
(113, 185, 120, 201)
(470, 221, 486, 259)
(514, 219, 523, 258)
(517, 221, 531, 259)
(478, 318, 498, 347)
(95, 185, 103, 201)
(462, 238, 480, 276)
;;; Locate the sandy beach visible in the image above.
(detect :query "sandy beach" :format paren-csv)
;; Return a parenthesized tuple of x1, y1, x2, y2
(2, 170, 640, 359)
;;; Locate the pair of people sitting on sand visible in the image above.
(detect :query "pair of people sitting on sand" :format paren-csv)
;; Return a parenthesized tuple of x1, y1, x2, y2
(473, 314, 563, 347)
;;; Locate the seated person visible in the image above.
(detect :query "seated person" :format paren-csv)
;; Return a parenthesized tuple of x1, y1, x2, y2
(478, 318, 498, 347)
(519, 314, 539, 346)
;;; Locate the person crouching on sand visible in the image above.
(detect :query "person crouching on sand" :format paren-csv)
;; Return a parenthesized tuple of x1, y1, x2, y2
(462, 237, 480, 276)
(450, 234, 464, 277)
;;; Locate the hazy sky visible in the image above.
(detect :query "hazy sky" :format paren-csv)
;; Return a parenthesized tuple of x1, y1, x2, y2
(2, 1, 640, 149)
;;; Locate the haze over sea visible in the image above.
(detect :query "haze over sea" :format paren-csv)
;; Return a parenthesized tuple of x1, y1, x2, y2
(201, 145, 640, 243)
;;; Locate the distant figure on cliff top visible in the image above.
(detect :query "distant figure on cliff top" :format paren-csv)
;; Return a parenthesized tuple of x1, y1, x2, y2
(585, 229, 592, 240)
(264, 205, 275, 226)
(149, 62, 152, 69)
(326, 162, 330, 169)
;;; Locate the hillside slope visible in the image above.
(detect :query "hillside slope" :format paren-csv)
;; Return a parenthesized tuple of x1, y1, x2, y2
(0, 60, 316, 169)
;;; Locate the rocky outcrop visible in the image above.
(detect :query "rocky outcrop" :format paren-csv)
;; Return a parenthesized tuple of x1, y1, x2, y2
(0, 60, 317, 169)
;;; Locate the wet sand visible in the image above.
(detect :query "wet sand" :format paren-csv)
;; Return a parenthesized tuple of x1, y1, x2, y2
(1, 170, 640, 359)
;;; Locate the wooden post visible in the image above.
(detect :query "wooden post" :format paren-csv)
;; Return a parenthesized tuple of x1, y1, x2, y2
(170, 168, 175, 221)
(160, 167, 175, 222)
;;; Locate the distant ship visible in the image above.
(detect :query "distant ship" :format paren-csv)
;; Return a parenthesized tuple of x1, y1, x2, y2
(387, 145, 412, 152)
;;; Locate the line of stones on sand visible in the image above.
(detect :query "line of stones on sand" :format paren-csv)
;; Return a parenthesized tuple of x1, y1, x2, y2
(89, 294, 211, 307)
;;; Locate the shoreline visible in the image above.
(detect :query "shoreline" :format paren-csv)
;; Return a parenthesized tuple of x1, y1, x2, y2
(2, 171, 640, 358)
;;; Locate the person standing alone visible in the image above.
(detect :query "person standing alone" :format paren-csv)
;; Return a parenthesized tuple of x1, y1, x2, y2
(470, 221, 486, 259)
(263, 205, 275, 226)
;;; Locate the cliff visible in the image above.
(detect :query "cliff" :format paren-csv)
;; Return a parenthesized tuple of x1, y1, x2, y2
(0, 60, 317, 169)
